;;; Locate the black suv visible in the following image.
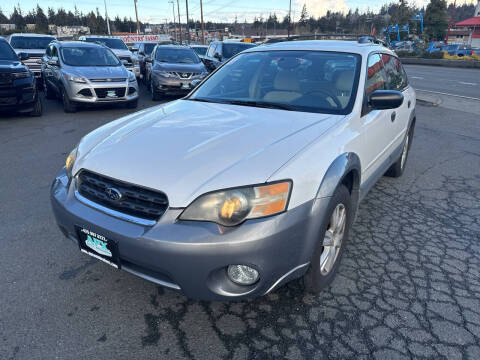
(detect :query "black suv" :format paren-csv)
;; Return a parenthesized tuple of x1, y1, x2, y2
(200, 41, 256, 72)
(0, 38, 42, 116)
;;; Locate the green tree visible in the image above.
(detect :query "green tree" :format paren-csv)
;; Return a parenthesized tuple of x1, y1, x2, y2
(424, 0, 448, 40)
(299, 4, 309, 29)
(0, 8, 8, 23)
(35, 5, 49, 32)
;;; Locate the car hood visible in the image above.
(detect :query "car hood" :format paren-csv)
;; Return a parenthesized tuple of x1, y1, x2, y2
(0, 60, 25, 72)
(74, 100, 342, 207)
(111, 49, 132, 58)
(155, 62, 206, 73)
(63, 65, 128, 80)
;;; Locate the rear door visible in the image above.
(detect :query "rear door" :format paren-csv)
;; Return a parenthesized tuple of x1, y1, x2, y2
(360, 53, 396, 181)
(382, 54, 413, 144)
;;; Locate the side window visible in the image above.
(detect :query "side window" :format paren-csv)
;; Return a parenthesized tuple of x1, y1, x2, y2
(51, 46, 58, 59)
(365, 53, 387, 96)
(382, 54, 407, 91)
(45, 44, 52, 57)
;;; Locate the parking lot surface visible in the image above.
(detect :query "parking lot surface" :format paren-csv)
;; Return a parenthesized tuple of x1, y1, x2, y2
(1, 71, 480, 359)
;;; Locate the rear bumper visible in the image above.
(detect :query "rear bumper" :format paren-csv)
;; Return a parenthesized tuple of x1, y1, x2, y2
(51, 168, 329, 300)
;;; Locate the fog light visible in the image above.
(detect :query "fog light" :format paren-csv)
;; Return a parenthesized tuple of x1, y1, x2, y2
(227, 265, 259, 285)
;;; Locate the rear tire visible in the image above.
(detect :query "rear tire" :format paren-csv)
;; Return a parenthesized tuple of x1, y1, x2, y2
(29, 95, 43, 117)
(61, 87, 77, 113)
(303, 185, 352, 293)
(385, 124, 414, 178)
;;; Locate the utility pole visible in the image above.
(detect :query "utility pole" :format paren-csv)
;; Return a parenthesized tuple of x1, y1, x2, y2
(288, 0, 291, 38)
(200, 0, 205, 44)
(134, 0, 140, 34)
(176, 0, 182, 43)
(185, 0, 190, 44)
(169, 0, 177, 42)
(104, 0, 111, 35)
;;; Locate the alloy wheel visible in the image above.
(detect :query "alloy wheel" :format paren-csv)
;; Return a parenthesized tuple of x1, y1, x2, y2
(320, 203, 347, 275)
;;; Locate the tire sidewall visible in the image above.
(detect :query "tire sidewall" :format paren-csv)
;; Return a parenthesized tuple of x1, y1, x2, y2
(304, 185, 352, 293)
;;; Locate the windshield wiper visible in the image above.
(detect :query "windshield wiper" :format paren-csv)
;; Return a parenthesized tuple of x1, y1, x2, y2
(220, 100, 298, 111)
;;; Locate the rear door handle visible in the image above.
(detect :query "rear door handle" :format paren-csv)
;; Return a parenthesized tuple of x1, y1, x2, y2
(391, 111, 396, 122)
(408, 100, 411, 108)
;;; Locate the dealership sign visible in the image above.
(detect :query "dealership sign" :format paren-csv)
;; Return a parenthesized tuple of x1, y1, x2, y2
(114, 34, 171, 44)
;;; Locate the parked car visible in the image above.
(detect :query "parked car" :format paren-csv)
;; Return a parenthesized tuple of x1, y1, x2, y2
(444, 44, 474, 57)
(131, 41, 160, 79)
(51, 40, 416, 300)
(41, 41, 139, 113)
(200, 41, 257, 71)
(78, 36, 140, 77)
(0, 37, 42, 116)
(145, 45, 208, 100)
(190, 44, 208, 56)
(425, 41, 446, 53)
(8, 33, 56, 81)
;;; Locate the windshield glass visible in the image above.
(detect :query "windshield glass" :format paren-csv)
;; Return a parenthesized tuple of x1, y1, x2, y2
(223, 43, 256, 59)
(192, 46, 207, 56)
(60, 47, 120, 66)
(10, 36, 54, 49)
(155, 48, 200, 64)
(84, 38, 128, 50)
(0, 41, 18, 60)
(189, 50, 361, 115)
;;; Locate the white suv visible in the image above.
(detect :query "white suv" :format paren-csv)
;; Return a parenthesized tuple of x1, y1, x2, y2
(51, 40, 416, 300)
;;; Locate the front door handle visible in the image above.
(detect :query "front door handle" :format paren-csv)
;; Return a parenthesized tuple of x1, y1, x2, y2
(408, 100, 411, 108)
(391, 111, 396, 122)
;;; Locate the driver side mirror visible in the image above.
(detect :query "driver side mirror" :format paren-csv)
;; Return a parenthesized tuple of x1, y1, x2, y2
(19, 52, 29, 61)
(47, 58, 60, 67)
(121, 59, 129, 66)
(368, 90, 404, 110)
(145, 57, 153, 63)
(139, 51, 145, 56)
(214, 53, 222, 62)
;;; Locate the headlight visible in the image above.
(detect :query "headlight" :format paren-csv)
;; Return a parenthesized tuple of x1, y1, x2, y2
(179, 181, 292, 226)
(65, 147, 78, 178)
(128, 72, 136, 82)
(65, 74, 87, 83)
(154, 70, 174, 78)
(12, 71, 31, 79)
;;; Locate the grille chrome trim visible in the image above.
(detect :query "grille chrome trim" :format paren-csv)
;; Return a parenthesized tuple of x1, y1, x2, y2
(74, 190, 157, 226)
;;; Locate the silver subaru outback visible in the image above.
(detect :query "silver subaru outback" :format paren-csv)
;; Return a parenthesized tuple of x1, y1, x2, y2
(41, 41, 139, 113)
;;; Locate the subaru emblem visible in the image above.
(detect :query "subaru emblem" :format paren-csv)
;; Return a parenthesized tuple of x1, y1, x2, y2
(105, 187, 122, 201)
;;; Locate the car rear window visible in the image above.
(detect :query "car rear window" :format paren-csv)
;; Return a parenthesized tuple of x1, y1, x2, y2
(222, 43, 257, 59)
(189, 50, 361, 115)
(10, 36, 54, 49)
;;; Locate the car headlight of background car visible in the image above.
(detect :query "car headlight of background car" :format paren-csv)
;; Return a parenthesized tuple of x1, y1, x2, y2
(65, 74, 87, 83)
(154, 70, 174, 78)
(179, 181, 292, 226)
(128, 72, 136, 82)
(65, 147, 78, 178)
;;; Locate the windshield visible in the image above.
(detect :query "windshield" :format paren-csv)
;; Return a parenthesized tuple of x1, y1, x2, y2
(144, 43, 156, 55)
(189, 50, 361, 115)
(192, 46, 207, 56)
(446, 45, 458, 50)
(223, 43, 256, 59)
(84, 38, 128, 50)
(10, 36, 54, 50)
(0, 41, 19, 60)
(155, 48, 200, 64)
(60, 47, 120, 66)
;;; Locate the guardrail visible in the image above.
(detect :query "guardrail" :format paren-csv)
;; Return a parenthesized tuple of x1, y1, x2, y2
(400, 57, 480, 69)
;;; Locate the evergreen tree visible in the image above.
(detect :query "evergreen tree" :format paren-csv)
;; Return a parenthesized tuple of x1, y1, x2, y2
(35, 5, 49, 32)
(424, 0, 448, 40)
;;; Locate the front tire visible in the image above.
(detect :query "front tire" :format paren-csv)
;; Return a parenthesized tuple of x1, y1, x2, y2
(29, 95, 43, 117)
(61, 87, 77, 113)
(149, 77, 161, 101)
(303, 185, 352, 293)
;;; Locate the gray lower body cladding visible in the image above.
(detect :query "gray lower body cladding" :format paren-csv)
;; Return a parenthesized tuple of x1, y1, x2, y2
(50, 168, 330, 300)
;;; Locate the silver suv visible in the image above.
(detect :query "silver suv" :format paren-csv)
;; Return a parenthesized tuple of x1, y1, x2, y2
(41, 41, 139, 113)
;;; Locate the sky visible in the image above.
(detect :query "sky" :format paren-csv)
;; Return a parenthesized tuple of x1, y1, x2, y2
(2, 0, 475, 24)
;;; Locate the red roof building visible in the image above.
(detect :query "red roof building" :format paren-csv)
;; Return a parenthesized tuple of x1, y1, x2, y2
(453, 16, 480, 47)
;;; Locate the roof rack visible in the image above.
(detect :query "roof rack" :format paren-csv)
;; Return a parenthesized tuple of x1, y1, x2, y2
(358, 36, 386, 46)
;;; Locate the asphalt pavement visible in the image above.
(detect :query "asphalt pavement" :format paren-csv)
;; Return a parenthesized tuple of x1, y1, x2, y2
(404, 64, 480, 99)
(1, 72, 480, 359)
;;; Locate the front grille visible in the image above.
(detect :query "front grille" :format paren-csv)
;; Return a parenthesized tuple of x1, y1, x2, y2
(0, 73, 12, 85)
(94, 87, 126, 98)
(90, 78, 126, 83)
(0, 88, 16, 97)
(77, 170, 169, 221)
(169, 72, 196, 79)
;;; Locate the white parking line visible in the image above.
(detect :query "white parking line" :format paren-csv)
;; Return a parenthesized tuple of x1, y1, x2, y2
(410, 76, 424, 79)
(416, 89, 480, 101)
(458, 81, 478, 86)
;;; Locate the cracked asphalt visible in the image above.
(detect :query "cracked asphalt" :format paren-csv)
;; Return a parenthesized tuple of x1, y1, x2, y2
(1, 75, 480, 359)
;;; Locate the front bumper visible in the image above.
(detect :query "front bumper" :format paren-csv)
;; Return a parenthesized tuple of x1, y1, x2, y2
(153, 74, 205, 95)
(65, 80, 139, 104)
(51, 169, 329, 300)
(0, 78, 37, 112)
